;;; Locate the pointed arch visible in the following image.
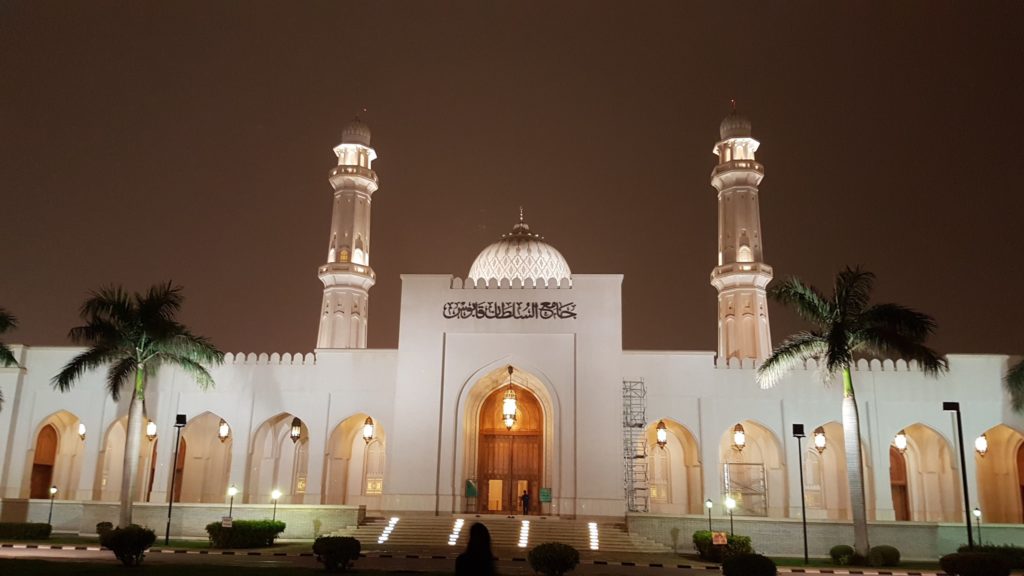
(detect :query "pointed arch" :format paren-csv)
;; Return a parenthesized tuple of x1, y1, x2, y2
(178, 411, 232, 503)
(889, 423, 960, 521)
(974, 423, 1024, 523)
(95, 416, 159, 502)
(26, 410, 85, 500)
(645, 419, 702, 514)
(803, 421, 876, 520)
(323, 413, 386, 509)
(719, 419, 786, 517)
(247, 412, 310, 504)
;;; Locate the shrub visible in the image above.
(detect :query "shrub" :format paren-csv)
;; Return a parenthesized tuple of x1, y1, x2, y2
(722, 553, 777, 576)
(100, 524, 156, 566)
(829, 544, 855, 565)
(206, 520, 286, 548)
(958, 544, 1024, 569)
(95, 521, 113, 537)
(868, 544, 900, 567)
(0, 522, 52, 539)
(528, 542, 580, 576)
(940, 552, 1012, 576)
(313, 536, 361, 572)
(692, 530, 753, 562)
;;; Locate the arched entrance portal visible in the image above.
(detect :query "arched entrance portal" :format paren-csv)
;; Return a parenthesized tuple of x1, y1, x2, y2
(476, 384, 543, 514)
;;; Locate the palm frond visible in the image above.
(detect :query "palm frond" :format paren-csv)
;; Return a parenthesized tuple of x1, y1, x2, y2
(52, 346, 121, 393)
(80, 286, 133, 323)
(0, 343, 17, 368)
(860, 303, 937, 342)
(769, 277, 832, 326)
(106, 357, 138, 401)
(68, 318, 124, 346)
(824, 323, 852, 374)
(834, 266, 875, 317)
(138, 282, 183, 328)
(855, 326, 949, 376)
(1004, 358, 1024, 413)
(172, 356, 217, 390)
(0, 308, 17, 334)
(756, 332, 827, 389)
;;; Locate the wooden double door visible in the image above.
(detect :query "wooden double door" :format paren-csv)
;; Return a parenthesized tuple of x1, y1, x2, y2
(476, 385, 543, 514)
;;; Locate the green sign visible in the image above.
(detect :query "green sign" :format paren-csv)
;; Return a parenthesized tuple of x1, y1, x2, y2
(465, 479, 478, 498)
(539, 487, 551, 503)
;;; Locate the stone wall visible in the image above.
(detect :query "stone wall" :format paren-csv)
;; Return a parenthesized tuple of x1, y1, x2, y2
(627, 513, 1024, 560)
(0, 499, 365, 539)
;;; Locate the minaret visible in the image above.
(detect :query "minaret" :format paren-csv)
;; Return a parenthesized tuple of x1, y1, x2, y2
(710, 106, 773, 361)
(316, 118, 378, 349)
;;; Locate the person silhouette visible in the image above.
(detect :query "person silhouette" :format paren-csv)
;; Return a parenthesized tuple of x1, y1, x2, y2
(521, 489, 531, 515)
(455, 522, 496, 576)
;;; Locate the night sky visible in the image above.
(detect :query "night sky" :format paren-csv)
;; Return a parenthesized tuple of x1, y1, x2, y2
(2, 1, 1022, 356)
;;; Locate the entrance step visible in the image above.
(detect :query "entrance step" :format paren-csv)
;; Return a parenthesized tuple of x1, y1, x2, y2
(329, 515, 671, 553)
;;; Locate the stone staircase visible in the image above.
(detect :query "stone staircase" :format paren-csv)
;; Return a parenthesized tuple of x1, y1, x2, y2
(330, 515, 671, 553)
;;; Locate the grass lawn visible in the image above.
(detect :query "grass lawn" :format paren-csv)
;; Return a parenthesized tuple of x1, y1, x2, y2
(0, 559, 454, 575)
(771, 556, 941, 570)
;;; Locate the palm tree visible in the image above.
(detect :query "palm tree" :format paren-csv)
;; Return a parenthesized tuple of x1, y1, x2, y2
(1006, 358, 1024, 412)
(0, 308, 19, 410)
(756, 267, 947, 556)
(53, 283, 223, 527)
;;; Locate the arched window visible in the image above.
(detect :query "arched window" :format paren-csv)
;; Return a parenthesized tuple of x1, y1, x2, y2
(363, 440, 385, 496)
(649, 446, 670, 504)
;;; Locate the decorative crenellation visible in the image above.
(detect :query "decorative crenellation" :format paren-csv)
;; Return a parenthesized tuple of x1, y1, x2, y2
(449, 276, 573, 290)
(223, 352, 317, 365)
(712, 356, 934, 372)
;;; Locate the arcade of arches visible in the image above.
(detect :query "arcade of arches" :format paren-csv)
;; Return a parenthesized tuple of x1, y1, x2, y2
(22, 408, 1024, 523)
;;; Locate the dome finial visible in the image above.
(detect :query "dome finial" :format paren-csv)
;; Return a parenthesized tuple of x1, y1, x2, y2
(519, 206, 524, 224)
(730, 98, 737, 112)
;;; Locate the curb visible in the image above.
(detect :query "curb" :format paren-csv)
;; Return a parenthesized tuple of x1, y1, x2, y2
(0, 543, 948, 574)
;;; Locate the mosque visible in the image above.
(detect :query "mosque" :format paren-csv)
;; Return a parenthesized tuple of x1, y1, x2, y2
(0, 112, 1021, 554)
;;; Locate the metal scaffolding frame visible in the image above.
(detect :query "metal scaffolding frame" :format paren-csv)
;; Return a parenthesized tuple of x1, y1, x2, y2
(622, 379, 649, 513)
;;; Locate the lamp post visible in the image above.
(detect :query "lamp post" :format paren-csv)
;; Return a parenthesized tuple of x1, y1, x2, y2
(47, 486, 58, 525)
(227, 484, 238, 518)
(704, 498, 713, 531)
(943, 401, 974, 549)
(793, 424, 810, 565)
(165, 413, 186, 545)
(973, 508, 982, 545)
(271, 489, 282, 521)
(724, 496, 736, 536)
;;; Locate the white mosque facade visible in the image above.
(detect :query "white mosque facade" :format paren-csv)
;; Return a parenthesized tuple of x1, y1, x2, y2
(1, 114, 1022, 550)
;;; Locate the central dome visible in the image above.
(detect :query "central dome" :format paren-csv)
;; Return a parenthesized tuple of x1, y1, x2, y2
(468, 213, 571, 283)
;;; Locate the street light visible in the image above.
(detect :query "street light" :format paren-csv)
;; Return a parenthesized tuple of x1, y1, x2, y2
(362, 417, 375, 444)
(656, 421, 668, 449)
(973, 507, 982, 544)
(165, 413, 186, 545)
(217, 419, 231, 443)
(47, 486, 58, 525)
(146, 420, 158, 442)
(731, 423, 746, 452)
(793, 424, 810, 565)
(502, 366, 518, 431)
(227, 484, 238, 518)
(974, 434, 988, 457)
(724, 496, 737, 536)
(289, 417, 302, 444)
(704, 498, 713, 531)
(943, 401, 974, 550)
(78, 423, 87, 441)
(271, 489, 282, 521)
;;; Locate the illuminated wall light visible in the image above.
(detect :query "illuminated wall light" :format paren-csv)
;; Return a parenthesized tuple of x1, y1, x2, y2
(893, 430, 908, 454)
(731, 423, 746, 452)
(517, 520, 530, 548)
(447, 518, 465, 546)
(975, 434, 988, 457)
(588, 521, 600, 550)
(77, 423, 87, 441)
(377, 517, 399, 544)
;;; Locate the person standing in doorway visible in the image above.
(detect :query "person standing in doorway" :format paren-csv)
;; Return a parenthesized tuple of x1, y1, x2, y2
(521, 489, 531, 515)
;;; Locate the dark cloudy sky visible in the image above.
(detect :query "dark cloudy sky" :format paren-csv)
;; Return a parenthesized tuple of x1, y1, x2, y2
(2, 1, 1022, 355)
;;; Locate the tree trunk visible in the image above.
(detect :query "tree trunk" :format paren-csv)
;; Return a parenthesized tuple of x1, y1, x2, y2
(119, 369, 145, 527)
(842, 368, 870, 556)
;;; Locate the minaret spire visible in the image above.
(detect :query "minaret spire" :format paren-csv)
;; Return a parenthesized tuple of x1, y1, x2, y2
(710, 105, 773, 361)
(316, 116, 379, 349)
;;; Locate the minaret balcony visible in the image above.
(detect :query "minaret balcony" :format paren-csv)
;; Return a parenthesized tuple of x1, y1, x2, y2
(710, 262, 773, 290)
(711, 159, 763, 178)
(329, 165, 378, 184)
(318, 262, 377, 286)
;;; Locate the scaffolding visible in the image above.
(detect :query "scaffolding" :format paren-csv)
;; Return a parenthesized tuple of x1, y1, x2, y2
(622, 379, 649, 513)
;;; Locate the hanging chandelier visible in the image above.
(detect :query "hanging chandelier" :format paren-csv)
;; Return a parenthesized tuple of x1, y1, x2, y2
(502, 365, 517, 431)
(656, 420, 668, 449)
(290, 417, 303, 444)
(812, 426, 827, 454)
(731, 423, 746, 452)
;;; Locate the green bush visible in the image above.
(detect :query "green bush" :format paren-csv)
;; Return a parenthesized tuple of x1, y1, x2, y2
(528, 542, 580, 576)
(867, 544, 900, 567)
(206, 519, 286, 548)
(692, 530, 753, 562)
(100, 524, 156, 566)
(829, 544, 855, 565)
(722, 553, 777, 576)
(95, 521, 113, 536)
(0, 522, 52, 539)
(313, 536, 361, 572)
(958, 544, 1024, 569)
(941, 552, 1012, 576)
